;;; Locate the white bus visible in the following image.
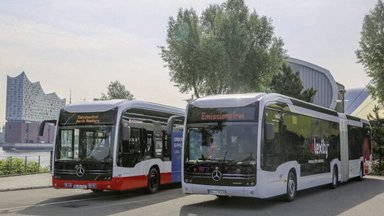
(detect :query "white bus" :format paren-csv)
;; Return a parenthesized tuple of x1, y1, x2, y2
(40, 100, 184, 193)
(181, 93, 371, 201)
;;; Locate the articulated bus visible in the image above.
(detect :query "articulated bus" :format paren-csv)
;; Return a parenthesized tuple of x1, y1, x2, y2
(40, 100, 184, 193)
(180, 93, 371, 201)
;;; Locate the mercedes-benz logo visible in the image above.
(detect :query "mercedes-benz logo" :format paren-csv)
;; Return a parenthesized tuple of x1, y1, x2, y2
(211, 169, 223, 182)
(75, 165, 85, 177)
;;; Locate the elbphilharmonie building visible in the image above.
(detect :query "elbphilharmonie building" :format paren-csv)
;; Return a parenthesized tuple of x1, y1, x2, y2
(5, 72, 66, 144)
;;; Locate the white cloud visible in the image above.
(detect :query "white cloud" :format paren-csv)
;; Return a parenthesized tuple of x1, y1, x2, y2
(0, 15, 105, 50)
(0, 14, 157, 52)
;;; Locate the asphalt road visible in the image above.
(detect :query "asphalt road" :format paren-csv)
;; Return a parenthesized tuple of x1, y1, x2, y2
(1, 176, 384, 216)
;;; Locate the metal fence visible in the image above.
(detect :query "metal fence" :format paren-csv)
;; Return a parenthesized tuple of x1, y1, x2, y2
(0, 153, 52, 176)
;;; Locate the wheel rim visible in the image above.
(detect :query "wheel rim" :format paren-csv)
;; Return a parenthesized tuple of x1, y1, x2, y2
(288, 177, 295, 198)
(333, 171, 337, 185)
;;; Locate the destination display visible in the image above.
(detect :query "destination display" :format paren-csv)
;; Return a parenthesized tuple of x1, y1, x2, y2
(59, 109, 117, 126)
(187, 106, 257, 123)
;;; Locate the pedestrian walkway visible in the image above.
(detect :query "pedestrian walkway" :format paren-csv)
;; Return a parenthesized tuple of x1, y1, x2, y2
(0, 173, 52, 192)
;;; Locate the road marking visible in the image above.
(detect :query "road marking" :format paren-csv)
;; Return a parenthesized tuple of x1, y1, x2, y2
(0, 195, 144, 212)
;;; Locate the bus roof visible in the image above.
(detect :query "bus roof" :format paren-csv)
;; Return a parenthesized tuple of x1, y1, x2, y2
(190, 93, 266, 108)
(189, 92, 369, 124)
(62, 100, 185, 116)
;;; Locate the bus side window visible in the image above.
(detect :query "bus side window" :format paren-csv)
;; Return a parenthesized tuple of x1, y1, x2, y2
(262, 108, 285, 171)
(265, 123, 275, 141)
(118, 126, 142, 168)
(262, 109, 275, 170)
(142, 129, 154, 159)
(154, 131, 163, 158)
(163, 131, 170, 160)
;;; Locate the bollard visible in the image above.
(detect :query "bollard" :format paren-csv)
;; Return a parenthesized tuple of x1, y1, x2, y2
(38, 155, 41, 173)
(25, 156, 27, 173)
(9, 156, 12, 175)
(50, 150, 53, 172)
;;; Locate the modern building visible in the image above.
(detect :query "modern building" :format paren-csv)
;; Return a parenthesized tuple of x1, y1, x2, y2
(345, 88, 384, 120)
(287, 57, 345, 112)
(5, 72, 66, 144)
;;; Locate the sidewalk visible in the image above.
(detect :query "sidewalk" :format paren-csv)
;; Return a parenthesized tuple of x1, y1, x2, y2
(0, 173, 52, 192)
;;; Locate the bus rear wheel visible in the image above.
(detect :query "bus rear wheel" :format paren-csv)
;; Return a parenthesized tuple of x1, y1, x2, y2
(358, 163, 364, 181)
(147, 167, 160, 194)
(330, 166, 338, 189)
(285, 170, 297, 202)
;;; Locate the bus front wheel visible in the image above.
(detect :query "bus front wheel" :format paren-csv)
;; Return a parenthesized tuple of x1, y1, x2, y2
(147, 167, 160, 194)
(285, 170, 297, 202)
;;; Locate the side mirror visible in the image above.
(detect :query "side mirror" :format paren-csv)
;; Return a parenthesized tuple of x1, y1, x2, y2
(167, 115, 184, 136)
(39, 120, 57, 136)
(122, 123, 130, 142)
(265, 123, 275, 141)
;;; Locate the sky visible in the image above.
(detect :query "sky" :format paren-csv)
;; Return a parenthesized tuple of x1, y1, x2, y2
(0, 0, 378, 127)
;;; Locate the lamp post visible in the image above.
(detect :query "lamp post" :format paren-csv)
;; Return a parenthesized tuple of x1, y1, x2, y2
(339, 89, 346, 113)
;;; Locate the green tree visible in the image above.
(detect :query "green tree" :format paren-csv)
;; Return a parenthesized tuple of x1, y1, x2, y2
(368, 105, 384, 175)
(100, 81, 134, 100)
(160, 0, 286, 98)
(270, 64, 317, 103)
(356, 0, 384, 104)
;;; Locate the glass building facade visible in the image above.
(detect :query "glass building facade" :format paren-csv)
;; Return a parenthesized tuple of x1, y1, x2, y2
(5, 72, 66, 144)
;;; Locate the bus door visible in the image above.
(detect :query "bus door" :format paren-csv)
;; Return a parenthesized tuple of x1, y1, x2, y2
(339, 114, 349, 182)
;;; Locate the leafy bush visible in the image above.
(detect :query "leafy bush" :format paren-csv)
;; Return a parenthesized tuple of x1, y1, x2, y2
(0, 157, 49, 176)
(371, 160, 384, 176)
(368, 106, 384, 176)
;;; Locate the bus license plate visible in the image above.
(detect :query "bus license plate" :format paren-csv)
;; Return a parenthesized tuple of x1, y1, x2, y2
(208, 189, 226, 196)
(73, 184, 87, 189)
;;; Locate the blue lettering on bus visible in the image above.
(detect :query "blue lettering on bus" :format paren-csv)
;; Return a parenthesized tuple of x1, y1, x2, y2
(171, 131, 183, 183)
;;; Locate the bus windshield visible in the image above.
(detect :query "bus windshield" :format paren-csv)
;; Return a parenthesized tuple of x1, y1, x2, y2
(186, 122, 258, 164)
(57, 126, 114, 162)
(56, 109, 117, 163)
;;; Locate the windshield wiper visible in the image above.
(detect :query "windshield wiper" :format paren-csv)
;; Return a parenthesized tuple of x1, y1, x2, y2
(222, 151, 228, 163)
(240, 153, 256, 164)
(82, 156, 96, 161)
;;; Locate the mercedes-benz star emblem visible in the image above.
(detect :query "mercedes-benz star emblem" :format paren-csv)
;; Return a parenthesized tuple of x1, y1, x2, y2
(211, 169, 223, 182)
(75, 165, 85, 177)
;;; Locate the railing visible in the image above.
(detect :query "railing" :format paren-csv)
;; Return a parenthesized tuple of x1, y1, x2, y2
(0, 153, 52, 176)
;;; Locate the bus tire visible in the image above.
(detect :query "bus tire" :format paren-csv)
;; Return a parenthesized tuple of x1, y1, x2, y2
(147, 167, 160, 194)
(330, 166, 338, 189)
(285, 170, 297, 202)
(91, 189, 104, 193)
(358, 163, 364, 181)
(216, 195, 230, 201)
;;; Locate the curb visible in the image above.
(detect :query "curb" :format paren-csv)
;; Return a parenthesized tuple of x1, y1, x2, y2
(0, 185, 52, 192)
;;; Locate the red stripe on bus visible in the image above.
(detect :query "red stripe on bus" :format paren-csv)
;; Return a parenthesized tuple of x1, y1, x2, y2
(52, 172, 173, 191)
